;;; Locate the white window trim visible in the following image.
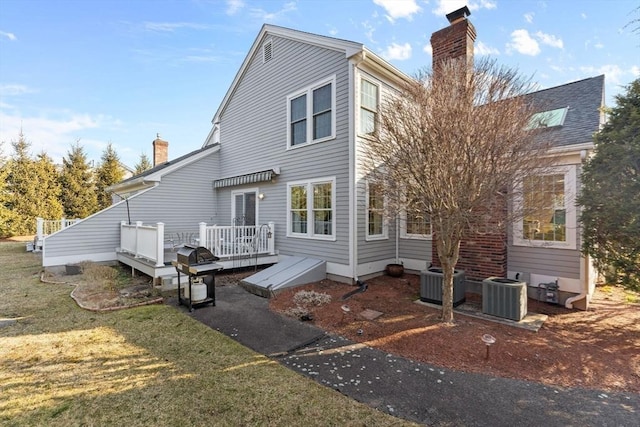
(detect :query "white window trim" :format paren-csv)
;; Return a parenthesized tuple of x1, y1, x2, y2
(286, 177, 336, 241)
(365, 181, 388, 241)
(400, 209, 433, 240)
(286, 75, 336, 149)
(231, 188, 259, 225)
(512, 165, 577, 250)
(358, 77, 380, 137)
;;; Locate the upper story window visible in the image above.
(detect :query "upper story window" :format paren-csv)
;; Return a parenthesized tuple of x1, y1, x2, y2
(287, 76, 336, 148)
(401, 197, 432, 240)
(366, 182, 387, 239)
(513, 165, 577, 249)
(360, 79, 379, 135)
(287, 177, 336, 240)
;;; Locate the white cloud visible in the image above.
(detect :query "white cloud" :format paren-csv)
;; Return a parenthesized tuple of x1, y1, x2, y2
(249, 2, 297, 22)
(0, 84, 36, 96)
(432, 0, 496, 16)
(182, 55, 220, 62)
(0, 30, 16, 41)
(143, 22, 209, 32)
(475, 41, 499, 56)
(594, 42, 604, 49)
(524, 12, 534, 24)
(373, 0, 421, 22)
(507, 29, 540, 56)
(362, 21, 376, 43)
(580, 64, 623, 84)
(423, 44, 433, 56)
(0, 110, 119, 163)
(381, 42, 412, 60)
(226, 0, 245, 15)
(581, 12, 587, 19)
(631, 66, 640, 77)
(535, 31, 563, 49)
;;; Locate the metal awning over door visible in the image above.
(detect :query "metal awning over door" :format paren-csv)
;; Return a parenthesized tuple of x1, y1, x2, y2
(213, 168, 279, 189)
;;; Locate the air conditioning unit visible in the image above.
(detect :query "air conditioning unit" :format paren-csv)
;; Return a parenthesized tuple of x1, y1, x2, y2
(420, 268, 466, 306)
(482, 277, 528, 321)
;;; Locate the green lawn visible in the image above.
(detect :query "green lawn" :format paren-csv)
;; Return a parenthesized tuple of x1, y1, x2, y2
(0, 243, 415, 426)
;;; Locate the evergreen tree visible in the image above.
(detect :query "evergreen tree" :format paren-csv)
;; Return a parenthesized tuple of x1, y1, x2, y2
(134, 152, 153, 175)
(0, 142, 17, 237)
(579, 78, 640, 290)
(60, 143, 98, 218)
(5, 132, 40, 235)
(33, 152, 64, 222)
(95, 143, 125, 210)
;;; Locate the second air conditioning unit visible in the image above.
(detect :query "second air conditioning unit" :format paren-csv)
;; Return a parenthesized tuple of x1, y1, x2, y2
(482, 277, 528, 321)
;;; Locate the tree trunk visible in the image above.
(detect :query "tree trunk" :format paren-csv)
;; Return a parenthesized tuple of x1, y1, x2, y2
(436, 234, 462, 323)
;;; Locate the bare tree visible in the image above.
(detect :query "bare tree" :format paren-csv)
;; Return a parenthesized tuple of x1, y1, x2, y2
(361, 57, 552, 323)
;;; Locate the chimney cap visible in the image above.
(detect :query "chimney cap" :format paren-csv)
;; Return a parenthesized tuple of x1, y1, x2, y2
(446, 6, 471, 24)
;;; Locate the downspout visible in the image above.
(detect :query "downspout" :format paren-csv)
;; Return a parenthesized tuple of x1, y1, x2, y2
(395, 214, 400, 264)
(566, 256, 589, 309)
(565, 149, 590, 309)
(349, 51, 365, 283)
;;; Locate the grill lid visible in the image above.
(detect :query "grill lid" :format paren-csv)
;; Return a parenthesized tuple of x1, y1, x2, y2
(177, 245, 219, 266)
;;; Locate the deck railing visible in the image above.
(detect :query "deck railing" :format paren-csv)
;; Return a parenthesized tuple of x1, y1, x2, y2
(199, 222, 275, 258)
(31, 217, 81, 251)
(117, 221, 276, 268)
(119, 221, 165, 267)
(36, 217, 80, 240)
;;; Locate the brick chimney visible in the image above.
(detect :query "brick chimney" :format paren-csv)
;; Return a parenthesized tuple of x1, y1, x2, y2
(430, 6, 476, 73)
(152, 134, 168, 166)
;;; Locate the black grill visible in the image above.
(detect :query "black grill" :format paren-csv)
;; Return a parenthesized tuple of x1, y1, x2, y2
(176, 244, 218, 267)
(172, 244, 222, 312)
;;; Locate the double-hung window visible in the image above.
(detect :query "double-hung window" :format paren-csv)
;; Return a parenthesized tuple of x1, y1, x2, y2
(401, 198, 432, 239)
(360, 79, 379, 135)
(287, 178, 336, 239)
(366, 182, 387, 239)
(287, 76, 336, 148)
(513, 165, 577, 249)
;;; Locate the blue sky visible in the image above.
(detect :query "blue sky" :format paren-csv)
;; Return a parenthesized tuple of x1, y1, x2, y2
(1, 0, 638, 168)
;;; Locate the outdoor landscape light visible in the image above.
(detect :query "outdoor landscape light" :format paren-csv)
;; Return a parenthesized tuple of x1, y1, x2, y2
(481, 334, 496, 360)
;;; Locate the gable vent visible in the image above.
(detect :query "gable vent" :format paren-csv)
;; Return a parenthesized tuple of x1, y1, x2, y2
(263, 39, 273, 63)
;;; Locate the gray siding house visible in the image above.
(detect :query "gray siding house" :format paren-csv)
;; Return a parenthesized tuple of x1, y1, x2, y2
(42, 16, 604, 309)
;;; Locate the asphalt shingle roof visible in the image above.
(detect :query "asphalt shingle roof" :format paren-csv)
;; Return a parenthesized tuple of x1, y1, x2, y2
(527, 75, 605, 147)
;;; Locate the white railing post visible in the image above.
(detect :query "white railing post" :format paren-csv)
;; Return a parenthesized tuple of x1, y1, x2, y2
(155, 222, 164, 267)
(60, 217, 67, 231)
(268, 221, 275, 255)
(36, 218, 44, 242)
(135, 221, 143, 256)
(119, 220, 126, 251)
(199, 222, 207, 248)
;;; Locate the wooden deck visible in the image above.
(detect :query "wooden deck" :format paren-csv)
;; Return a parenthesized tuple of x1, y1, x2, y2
(117, 249, 279, 289)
